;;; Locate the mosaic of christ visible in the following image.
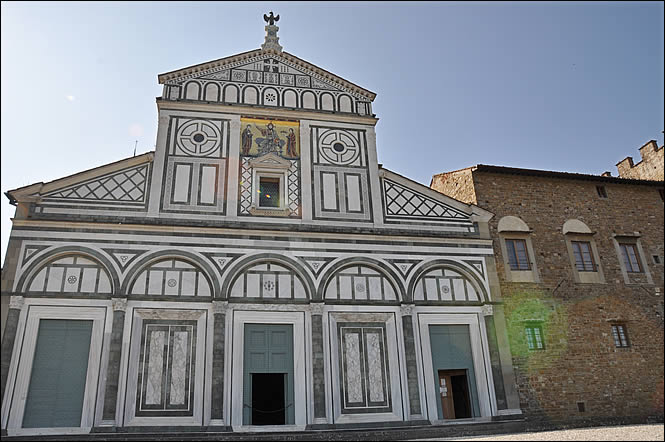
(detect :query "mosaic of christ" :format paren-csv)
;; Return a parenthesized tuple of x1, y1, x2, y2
(240, 117, 299, 159)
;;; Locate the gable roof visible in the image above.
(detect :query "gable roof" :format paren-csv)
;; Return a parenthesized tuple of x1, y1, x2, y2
(157, 48, 377, 101)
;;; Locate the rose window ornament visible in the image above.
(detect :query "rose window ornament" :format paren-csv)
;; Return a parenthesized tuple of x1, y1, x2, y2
(167, 279, 178, 288)
(67, 276, 78, 284)
(176, 120, 221, 156)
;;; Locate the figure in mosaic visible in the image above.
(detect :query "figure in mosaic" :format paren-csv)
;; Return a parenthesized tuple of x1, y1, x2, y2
(282, 127, 297, 157)
(255, 122, 285, 155)
(241, 124, 253, 155)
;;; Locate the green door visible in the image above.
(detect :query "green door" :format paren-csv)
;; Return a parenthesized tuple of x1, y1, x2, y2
(243, 324, 294, 425)
(22, 319, 93, 428)
(429, 324, 481, 419)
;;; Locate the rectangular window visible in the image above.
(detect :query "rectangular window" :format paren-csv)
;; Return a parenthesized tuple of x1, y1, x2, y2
(659, 189, 664, 202)
(525, 324, 545, 350)
(258, 177, 280, 208)
(611, 324, 630, 348)
(596, 185, 608, 198)
(572, 241, 595, 272)
(619, 243, 643, 273)
(505, 239, 531, 270)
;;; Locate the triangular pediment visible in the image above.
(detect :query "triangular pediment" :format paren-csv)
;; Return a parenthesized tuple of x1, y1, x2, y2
(6, 153, 154, 205)
(248, 152, 291, 169)
(158, 49, 375, 101)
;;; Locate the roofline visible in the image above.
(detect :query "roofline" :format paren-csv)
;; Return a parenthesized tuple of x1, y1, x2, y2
(437, 164, 664, 186)
(157, 49, 376, 100)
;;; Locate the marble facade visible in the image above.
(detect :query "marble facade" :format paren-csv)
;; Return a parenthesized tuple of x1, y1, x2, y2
(0, 16, 521, 436)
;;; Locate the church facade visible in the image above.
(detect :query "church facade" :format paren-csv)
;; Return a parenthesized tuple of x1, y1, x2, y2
(0, 17, 522, 436)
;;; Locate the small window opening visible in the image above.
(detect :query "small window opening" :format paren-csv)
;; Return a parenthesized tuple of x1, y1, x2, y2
(596, 185, 608, 198)
(525, 323, 545, 350)
(577, 401, 586, 412)
(611, 324, 630, 348)
(659, 189, 664, 201)
(259, 177, 280, 208)
(653, 255, 661, 265)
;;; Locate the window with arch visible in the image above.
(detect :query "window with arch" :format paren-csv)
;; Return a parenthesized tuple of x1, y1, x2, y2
(324, 265, 398, 302)
(129, 258, 212, 296)
(497, 215, 540, 283)
(562, 219, 605, 284)
(412, 266, 482, 303)
(26, 254, 112, 294)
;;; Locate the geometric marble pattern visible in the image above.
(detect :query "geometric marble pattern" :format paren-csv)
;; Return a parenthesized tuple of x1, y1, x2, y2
(338, 324, 391, 413)
(44, 164, 149, 203)
(129, 258, 212, 297)
(26, 254, 112, 294)
(384, 179, 468, 219)
(229, 261, 307, 300)
(413, 267, 481, 303)
(325, 265, 397, 302)
(238, 157, 300, 217)
(136, 320, 197, 416)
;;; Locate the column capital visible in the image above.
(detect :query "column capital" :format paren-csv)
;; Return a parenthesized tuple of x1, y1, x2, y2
(9, 295, 24, 310)
(400, 304, 414, 316)
(111, 297, 128, 312)
(310, 302, 325, 315)
(481, 304, 494, 316)
(212, 300, 229, 314)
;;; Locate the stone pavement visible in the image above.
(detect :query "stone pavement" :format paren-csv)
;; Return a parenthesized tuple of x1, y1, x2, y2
(409, 424, 664, 441)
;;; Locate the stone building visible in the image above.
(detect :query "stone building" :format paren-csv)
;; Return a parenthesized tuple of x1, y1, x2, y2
(0, 16, 522, 436)
(431, 164, 664, 423)
(615, 140, 664, 181)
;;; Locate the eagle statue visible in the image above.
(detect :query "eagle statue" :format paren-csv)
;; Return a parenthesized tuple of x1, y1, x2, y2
(264, 11, 280, 25)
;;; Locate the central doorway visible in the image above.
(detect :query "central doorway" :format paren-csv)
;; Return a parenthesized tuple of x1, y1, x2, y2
(438, 369, 472, 419)
(243, 323, 294, 425)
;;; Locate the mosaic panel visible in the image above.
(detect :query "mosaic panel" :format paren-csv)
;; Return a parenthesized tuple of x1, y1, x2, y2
(135, 320, 197, 416)
(338, 324, 391, 414)
(240, 118, 299, 159)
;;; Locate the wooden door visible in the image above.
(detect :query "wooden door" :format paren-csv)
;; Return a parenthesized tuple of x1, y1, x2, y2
(438, 371, 455, 419)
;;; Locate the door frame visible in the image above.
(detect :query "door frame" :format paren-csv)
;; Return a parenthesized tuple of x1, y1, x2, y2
(4, 304, 108, 435)
(229, 310, 307, 428)
(416, 312, 497, 421)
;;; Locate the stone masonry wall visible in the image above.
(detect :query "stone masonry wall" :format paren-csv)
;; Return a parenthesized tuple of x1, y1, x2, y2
(616, 140, 664, 181)
(433, 170, 665, 423)
(430, 167, 477, 205)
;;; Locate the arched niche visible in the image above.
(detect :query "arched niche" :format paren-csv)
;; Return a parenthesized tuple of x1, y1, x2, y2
(184, 81, 201, 100)
(204, 82, 220, 102)
(229, 261, 309, 301)
(223, 84, 238, 103)
(563, 219, 592, 235)
(338, 94, 353, 113)
(128, 257, 213, 297)
(24, 253, 113, 295)
(497, 215, 530, 232)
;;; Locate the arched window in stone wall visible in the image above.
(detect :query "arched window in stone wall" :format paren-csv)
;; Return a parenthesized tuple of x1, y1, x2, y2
(324, 265, 398, 302)
(413, 267, 482, 303)
(129, 258, 212, 296)
(229, 261, 308, 300)
(26, 254, 113, 294)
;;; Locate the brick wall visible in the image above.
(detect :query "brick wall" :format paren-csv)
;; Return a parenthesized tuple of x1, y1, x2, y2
(616, 140, 664, 181)
(432, 169, 664, 422)
(430, 168, 477, 205)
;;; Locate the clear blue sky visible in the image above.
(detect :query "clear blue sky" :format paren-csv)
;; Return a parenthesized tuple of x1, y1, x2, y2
(1, 1, 663, 263)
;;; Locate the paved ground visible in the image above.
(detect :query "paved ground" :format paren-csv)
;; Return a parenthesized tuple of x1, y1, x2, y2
(410, 424, 664, 441)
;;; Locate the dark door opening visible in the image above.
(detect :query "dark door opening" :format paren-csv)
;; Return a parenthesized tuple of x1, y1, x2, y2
(438, 369, 472, 419)
(251, 373, 286, 425)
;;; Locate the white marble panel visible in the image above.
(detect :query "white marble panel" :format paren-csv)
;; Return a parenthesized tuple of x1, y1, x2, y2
(146, 330, 166, 405)
(181, 271, 196, 295)
(278, 274, 292, 298)
(246, 274, 259, 298)
(344, 332, 363, 404)
(339, 276, 352, 300)
(368, 276, 382, 300)
(148, 270, 163, 295)
(466, 282, 479, 301)
(345, 174, 362, 212)
(322, 172, 338, 210)
(63, 267, 80, 292)
(230, 278, 244, 298)
(197, 274, 211, 296)
(46, 267, 64, 292)
(164, 271, 180, 296)
(98, 271, 112, 293)
(173, 164, 191, 203)
(169, 331, 188, 406)
(28, 268, 46, 291)
(365, 331, 384, 402)
(81, 267, 97, 292)
(425, 279, 438, 301)
(439, 279, 453, 301)
(132, 273, 147, 295)
(453, 279, 466, 301)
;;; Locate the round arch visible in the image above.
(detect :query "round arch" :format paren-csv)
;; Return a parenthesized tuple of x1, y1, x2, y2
(222, 253, 316, 301)
(121, 249, 220, 297)
(407, 259, 488, 303)
(316, 257, 405, 303)
(16, 246, 119, 295)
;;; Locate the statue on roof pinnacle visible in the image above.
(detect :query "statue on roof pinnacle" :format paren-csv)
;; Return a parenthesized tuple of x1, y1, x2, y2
(264, 11, 279, 25)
